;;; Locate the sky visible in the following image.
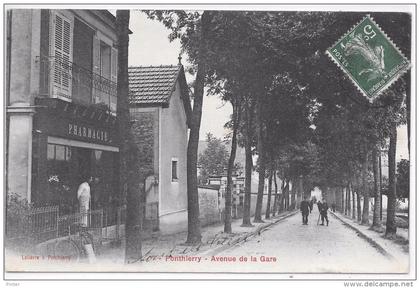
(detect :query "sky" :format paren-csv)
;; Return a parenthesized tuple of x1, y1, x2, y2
(127, 11, 409, 161)
(128, 11, 233, 141)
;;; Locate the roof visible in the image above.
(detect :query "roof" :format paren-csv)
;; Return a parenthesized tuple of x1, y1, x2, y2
(129, 65, 180, 105)
(129, 65, 192, 127)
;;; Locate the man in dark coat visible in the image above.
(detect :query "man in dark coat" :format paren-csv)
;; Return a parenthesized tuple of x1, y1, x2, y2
(317, 200, 322, 212)
(320, 199, 329, 226)
(300, 197, 311, 225)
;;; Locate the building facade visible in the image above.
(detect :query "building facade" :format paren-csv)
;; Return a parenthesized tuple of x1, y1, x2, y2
(129, 64, 192, 234)
(6, 9, 121, 214)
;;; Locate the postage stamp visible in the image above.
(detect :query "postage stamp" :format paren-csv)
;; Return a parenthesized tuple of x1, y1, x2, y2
(326, 15, 410, 101)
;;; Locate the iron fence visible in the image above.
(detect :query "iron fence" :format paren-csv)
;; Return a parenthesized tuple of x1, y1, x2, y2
(38, 55, 117, 101)
(57, 208, 104, 246)
(102, 205, 126, 242)
(7, 201, 159, 250)
(28, 205, 60, 243)
(6, 205, 60, 245)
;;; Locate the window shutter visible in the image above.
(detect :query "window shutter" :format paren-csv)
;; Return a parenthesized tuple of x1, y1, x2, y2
(92, 35, 101, 103)
(53, 14, 62, 89)
(52, 13, 73, 99)
(110, 47, 118, 111)
(111, 47, 118, 83)
(92, 36, 101, 74)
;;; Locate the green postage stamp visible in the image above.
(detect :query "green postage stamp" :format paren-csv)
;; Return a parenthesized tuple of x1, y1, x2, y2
(327, 15, 410, 101)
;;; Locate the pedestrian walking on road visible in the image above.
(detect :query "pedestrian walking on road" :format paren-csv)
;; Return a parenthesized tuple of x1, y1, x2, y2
(300, 196, 311, 225)
(320, 199, 329, 226)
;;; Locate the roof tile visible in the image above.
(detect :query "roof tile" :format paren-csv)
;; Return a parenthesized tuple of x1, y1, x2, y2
(128, 65, 180, 105)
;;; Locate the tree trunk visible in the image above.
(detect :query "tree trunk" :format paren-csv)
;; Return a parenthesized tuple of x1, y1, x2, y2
(335, 187, 340, 212)
(283, 181, 287, 211)
(280, 194, 284, 213)
(345, 185, 349, 216)
(361, 150, 370, 225)
(241, 100, 253, 227)
(116, 10, 142, 264)
(285, 180, 290, 210)
(272, 171, 278, 217)
(352, 183, 356, 219)
(254, 97, 266, 223)
(291, 178, 297, 210)
(185, 12, 211, 244)
(405, 73, 410, 155)
(224, 99, 240, 233)
(379, 151, 383, 221)
(299, 177, 304, 209)
(347, 183, 351, 216)
(371, 145, 382, 230)
(333, 187, 337, 212)
(341, 187, 345, 214)
(265, 170, 273, 219)
(279, 181, 286, 213)
(357, 191, 362, 222)
(385, 121, 397, 238)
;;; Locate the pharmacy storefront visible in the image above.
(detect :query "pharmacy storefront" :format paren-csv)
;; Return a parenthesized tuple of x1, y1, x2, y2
(32, 98, 120, 215)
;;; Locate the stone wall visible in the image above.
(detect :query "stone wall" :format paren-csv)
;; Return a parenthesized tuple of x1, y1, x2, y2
(198, 186, 221, 226)
(130, 109, 158, 178)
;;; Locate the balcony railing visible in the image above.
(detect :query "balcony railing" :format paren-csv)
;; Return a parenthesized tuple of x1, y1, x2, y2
(38, 55, 117, 109)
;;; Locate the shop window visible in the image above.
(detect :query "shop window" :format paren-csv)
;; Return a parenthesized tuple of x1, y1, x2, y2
(47, 144, 55, 160)
(172, 159, 178, 182)
(91, 149, 119, 210)
(46, 144, 72, 214)
(66, 146, 72, 160)
(55, 145, 65, 161)
(94, 150, 102, 161)
(44, 144, 119, 215)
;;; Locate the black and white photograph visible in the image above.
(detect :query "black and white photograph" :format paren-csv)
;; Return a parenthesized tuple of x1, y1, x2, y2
(3, 3, 416, 285)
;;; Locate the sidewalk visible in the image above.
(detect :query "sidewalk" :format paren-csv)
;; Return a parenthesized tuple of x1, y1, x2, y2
(98, 209, 299, 265)
(330, 211, 409, 264)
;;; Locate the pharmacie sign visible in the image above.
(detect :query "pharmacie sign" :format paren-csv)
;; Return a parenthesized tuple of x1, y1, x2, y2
(68, 123, 110, 143)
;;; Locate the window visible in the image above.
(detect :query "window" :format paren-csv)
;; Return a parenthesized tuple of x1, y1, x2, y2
(171, 159, 178, 181)
(95, 40, 117, 113)
(100, 42, 111, 80)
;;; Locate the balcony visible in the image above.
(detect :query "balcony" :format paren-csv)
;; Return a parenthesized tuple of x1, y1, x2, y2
(38, 55, 117, 113)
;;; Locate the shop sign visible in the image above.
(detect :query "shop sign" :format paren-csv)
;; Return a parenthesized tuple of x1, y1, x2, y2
(68, 123, 109, 142)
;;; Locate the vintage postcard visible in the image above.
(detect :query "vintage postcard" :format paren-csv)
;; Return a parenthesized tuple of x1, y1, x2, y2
(3, 3, 416, 284)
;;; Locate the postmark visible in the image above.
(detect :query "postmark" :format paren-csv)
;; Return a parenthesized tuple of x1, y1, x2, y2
(326, 15, 410, 101)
